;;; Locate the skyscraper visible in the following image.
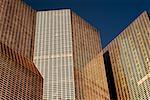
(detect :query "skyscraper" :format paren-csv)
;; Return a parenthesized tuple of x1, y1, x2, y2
(103, 11, 150, 100)
(0, 0, 43, 99)
(34, 9, 110, 100)
(72, 11, 110, 100)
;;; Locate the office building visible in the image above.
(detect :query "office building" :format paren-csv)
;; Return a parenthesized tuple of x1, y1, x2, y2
(0, 0, 36, 60)
(34, 9, 110, 100)
(0, 0, 43, 99)
(103, 11, 150, 100)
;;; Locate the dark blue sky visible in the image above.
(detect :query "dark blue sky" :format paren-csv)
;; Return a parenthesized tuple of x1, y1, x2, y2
(24, 0, 150, 48)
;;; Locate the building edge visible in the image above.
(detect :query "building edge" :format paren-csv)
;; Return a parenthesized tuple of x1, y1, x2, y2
(103, 10, 149, 49)
(102, 10, 150, 100)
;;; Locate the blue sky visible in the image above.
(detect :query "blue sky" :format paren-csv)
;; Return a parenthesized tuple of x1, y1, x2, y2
(24, 0, 150, 48)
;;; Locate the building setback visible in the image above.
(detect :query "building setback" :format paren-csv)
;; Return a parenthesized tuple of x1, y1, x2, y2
(0, 0, 43, 99)
(103, 11, 150, 100)
(34, 9, 110, 100)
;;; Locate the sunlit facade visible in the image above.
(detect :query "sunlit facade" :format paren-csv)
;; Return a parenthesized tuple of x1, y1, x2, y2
(34, 9, 110, 100)
(34, 9, 75, 100)
(0, 0, 43, 99)
(0, 0, 36, 60)
(103, 11, 150, 100)
(71, 12, 110, 100)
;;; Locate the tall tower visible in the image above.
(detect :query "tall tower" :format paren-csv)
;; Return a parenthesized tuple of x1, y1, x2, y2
(103, 11, 150, 100)
(34, 9, 110, 100)
(0, 0, 43, 99)
(71, 11, 110, 100)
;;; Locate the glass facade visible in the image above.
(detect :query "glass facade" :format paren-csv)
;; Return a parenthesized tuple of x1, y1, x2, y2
(71, 12, 110, 100)
(0, 0, 36, 60)
(103, 11, 150, 100)
(34, 9, 110, 100)
(34, 9, 75, 100)
(0, 42, 43, 100)
(0, 0, 43, 99)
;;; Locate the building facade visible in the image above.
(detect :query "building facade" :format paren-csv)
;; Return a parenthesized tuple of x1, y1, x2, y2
(0, 0, 36, 60)
(34, 9, 75, 100)
(34, 9, 110, 100)
(103, 11, 150, 100)
(0, 0, 43, 99)
(71, 12, 110, 100)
